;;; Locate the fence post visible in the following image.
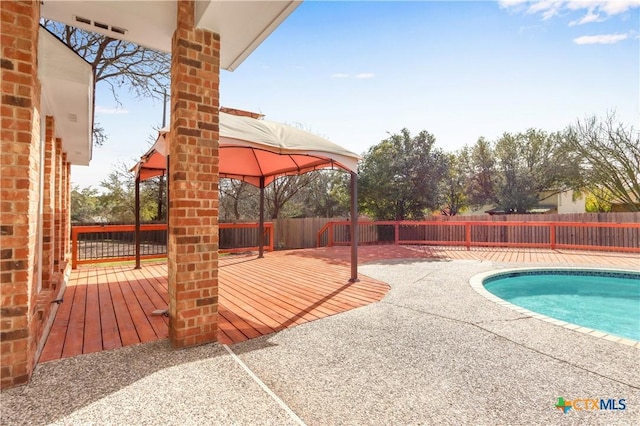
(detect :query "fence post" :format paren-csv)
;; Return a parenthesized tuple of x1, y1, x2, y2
(395, 222, 400, 245)
(328, 222, 334, 248)
(71, 227, 78, 269)
(465, 223, 471, 251)
(550, 223, 556, 250)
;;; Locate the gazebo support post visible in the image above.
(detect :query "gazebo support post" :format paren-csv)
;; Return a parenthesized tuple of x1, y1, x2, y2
(258, 176, 265, 258)
(134, 175, 141, 269)
(349, 171, 359, 282)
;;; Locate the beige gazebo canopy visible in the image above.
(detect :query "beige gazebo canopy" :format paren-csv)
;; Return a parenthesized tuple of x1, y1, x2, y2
(133, 110, 359, 186)
(132, 110, 361, 280)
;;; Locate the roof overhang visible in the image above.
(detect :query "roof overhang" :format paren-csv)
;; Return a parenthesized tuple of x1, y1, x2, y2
(38, 27, 94, 165)
(40, 0, 301, 71)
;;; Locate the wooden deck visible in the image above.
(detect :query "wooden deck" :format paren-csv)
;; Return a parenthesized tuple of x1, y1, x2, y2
(39, 246, 639, 363)
(40, 247, 399, 362)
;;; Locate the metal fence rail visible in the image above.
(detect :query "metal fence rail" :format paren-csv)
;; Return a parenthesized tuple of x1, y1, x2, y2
(71, 223, 273, 268)
(317, 221, 640, 253)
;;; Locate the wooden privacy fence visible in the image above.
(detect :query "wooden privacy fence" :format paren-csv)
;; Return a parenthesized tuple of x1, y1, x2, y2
(71, 222, 273, 268)
(272, 217, 333, 249)
(317, 220, 640, 253)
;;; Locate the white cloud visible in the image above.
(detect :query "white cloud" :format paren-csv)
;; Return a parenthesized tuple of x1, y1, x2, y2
(569, 9, 603, 25)
(573, 33, 629, 44)
(95, 106, 128, 115)
(500, 0, 639, 21)
(331, 73, 350, 78)
(498, 0, 529, 9)
(596, 0, 640, 15)
(355, 73, 375, 79)
(528, 0, 565, 20)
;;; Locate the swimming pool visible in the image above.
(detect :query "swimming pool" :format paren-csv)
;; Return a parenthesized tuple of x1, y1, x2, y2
(471, 268, 640, 342)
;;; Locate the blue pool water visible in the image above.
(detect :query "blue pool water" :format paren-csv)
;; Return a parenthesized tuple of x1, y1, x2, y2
(484, 270, 640, 341)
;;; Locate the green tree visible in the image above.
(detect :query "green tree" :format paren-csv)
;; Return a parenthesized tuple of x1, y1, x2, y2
(585, 188, 613, 213)
(359, 129, 447, 220)
(439, 150, 469, 216)
(70, 185, 101, 222)
(492, 129, 577, 213)
(466, 137, 497, 208)
(565, 114, 640, 212)
(298, 170, 351, 218)
(97, 164, 158, 222)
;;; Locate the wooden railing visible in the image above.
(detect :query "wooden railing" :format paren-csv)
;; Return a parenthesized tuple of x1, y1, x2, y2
(71, 222, 273, 268)
(317, 221, 640, 253)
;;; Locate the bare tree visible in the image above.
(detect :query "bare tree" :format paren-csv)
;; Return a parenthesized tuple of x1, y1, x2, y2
(42, 20, 171, 145)
(219, 179, 259, 221)
(566, 114, 640, 211)
(265, 174, 316, 219)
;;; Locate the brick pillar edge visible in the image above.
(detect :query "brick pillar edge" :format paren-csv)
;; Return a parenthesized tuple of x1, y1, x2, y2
(168, 0, 221, 347)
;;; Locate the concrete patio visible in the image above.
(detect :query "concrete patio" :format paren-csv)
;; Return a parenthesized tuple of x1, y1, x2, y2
(2, 248, 639, 425)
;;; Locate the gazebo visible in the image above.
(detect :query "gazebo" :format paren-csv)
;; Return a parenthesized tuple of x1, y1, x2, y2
(132, 109, 361, 280)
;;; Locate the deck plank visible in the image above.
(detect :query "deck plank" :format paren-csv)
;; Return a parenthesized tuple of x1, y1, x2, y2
(223, 269, 323, 323)
(221, 271, 320, 327)
(115, 269, 157, 343)
(108, 272, 140, 347)
(82, 282, 102, 354)
(39, 285, 76, 362)
(61, 284, 87, 359)
(127, 269, 168, 339)
(99, 270, 121, 351)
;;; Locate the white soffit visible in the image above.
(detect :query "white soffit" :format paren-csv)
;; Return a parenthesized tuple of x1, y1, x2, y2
(38, 27, 94, 166)
(196, 1, 300, 71)
(41, 0, 301, 71)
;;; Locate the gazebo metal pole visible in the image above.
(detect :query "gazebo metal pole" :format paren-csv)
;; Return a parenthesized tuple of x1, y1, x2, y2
(152, 159, 170, 318)
(134, 174, 141, 269)
(258, 176, 265, 258)
(349, 171, 359, 282)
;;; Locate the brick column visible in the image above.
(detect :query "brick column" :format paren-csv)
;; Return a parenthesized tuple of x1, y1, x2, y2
(41, 116, 56, 289)
(0, 0, 41, 389)
(53, 138, 62, 271)
(168, 0, 220, 347)
(62, 157, 70, 265)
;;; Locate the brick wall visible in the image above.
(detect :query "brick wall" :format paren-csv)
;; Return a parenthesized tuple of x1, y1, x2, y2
(42, 116, 56, 289)
(168, 0, 221, 347)
(0, 0, 41, 388)
(62, 158, 70, 265)
(53, 138, 62, 270)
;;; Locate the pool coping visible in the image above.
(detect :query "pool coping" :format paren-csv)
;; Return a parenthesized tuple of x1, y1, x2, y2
(469, 267, 640, 349)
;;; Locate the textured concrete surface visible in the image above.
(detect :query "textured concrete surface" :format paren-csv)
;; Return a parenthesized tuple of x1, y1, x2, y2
(2, 258, 639, 425)
(0, 341, 298, 426)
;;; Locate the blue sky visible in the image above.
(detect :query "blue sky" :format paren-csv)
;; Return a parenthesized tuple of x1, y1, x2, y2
(72, 0, 639, 189)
